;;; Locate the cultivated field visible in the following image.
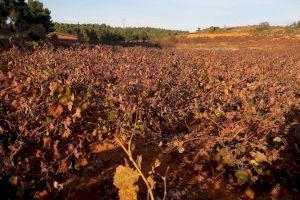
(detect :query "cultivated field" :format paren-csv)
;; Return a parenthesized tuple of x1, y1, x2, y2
(0, 36, 300, 199)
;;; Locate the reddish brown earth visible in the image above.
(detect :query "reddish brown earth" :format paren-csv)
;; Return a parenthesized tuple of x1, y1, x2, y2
(0, 36, 300, 199)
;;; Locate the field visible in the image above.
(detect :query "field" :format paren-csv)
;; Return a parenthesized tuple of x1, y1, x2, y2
(0, 35, 300, 199)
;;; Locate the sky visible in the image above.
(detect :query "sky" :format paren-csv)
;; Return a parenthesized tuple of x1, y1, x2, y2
(41, 0, 300, 31)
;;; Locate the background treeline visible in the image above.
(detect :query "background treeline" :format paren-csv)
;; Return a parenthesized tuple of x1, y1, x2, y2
(1, 1, 187, 43)
(54, 23, 188, 43)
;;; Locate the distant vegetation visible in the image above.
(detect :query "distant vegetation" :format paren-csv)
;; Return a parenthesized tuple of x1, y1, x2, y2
(0, 1, 187, 45)
(54, 23, 188, 43)
(195, 22, 300, 36)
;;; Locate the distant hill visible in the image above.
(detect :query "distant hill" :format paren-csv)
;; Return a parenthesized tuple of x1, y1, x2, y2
(192, 25, 300, 38)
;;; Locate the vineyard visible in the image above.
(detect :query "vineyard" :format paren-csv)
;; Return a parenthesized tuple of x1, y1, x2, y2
(0, 41, 300, 199)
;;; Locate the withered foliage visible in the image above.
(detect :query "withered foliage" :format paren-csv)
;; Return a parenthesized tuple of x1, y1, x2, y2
(0, 44, 299, 199)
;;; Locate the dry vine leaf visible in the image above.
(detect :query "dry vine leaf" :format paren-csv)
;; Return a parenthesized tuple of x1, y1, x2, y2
(147, 176, 156, 190)
(250, 151, 268, 163)
(80, 158, 88, 167)
(235, 169, 250, 185)
(43, 137, 51, 149)
(62, 129, 71, 138)
(154, 159, 161, 168)
(273, 137, 282, 143)
(49, 82, 58, 96)
(245, 187, 255, 199)
(74, 107, 81, 118)
(9, 176, 18, 186)
(59, 160, 68, 173)
(113, 165, 140, 200)
(49, 104, 63, 118)
(53, 141, 60, 159)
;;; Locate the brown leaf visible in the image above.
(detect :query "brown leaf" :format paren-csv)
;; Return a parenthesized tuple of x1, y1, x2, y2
(53, 141, 60, 159)
(67, 101, 73, 111)
(49, 104, 63, 118)
(49, 82, 63, 96)
(63, 117, 72, 129)
(9, 176, 18, 186)
(34, 190, 48, 199)
(213, 180, 221, 190)
(43, 137, 51, 149)
(49, 82, 58, 96)
(12, 81, 22, 94)
(59, 160, 68, 173)
(62, 129, 71, 138)
(245, 187, 255, 199)
(154, 159, 161, 168)
(74, 107, 81, 118)
(80, 158, 88, 167)
(147, 176, 156, 190)
(250, 151, 268, 163)
(35, 150, 43, 158)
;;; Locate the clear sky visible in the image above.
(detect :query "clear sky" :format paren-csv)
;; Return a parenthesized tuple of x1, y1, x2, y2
(41, 0, 300, 31)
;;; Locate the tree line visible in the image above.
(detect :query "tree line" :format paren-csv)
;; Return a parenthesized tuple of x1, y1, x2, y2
(54, 23, 188, 43)
(0, 1, 187, 43)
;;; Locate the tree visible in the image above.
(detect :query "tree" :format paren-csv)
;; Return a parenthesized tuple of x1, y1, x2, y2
(86, 29, 98, 43)
(9, 0, 30, 32)
(139, 31, 149, 42)
(27, 0, 54, 32)
(208, 26, 220, 32)
(1, 0, 53, 39)
(291, 20, 300, 28)
(0, 0, 9, 25)
(259, 22, 270, 27)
